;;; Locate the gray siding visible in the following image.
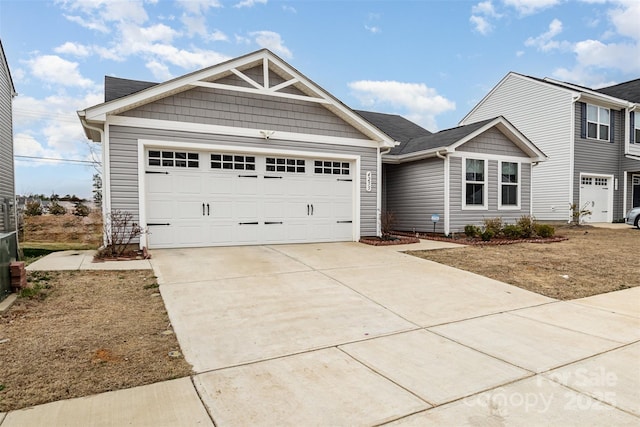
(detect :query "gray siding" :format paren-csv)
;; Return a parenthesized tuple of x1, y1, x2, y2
(121, 82, 368, 140)
(573, 103, 625, 219)
(448, 156, 532, 233)
(0, 53, 15, 233)
(383, 159, 446, 233)
(108, 125, 379, 236)
(457, 128, 529, 157)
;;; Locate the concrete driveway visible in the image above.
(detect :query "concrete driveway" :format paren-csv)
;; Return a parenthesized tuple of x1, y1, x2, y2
(146, 242, 640, 426)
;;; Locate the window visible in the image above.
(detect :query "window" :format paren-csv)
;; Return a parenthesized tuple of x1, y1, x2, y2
(314, 160, 350, 175)
(464, 159, 486, 208)
(587, 105, 610, 141)
(266, 157, 305, 173)
(500, 162, 519, 208)
(634, 113, 640, 144)
(148, 150, 199, 168)
(210, 154, 255, 170)
(581, 176, 592, 185)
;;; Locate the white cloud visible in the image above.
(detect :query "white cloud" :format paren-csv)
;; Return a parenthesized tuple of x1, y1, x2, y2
(608, 0, 640, 41)
(249, 31, 292, 58)
(27, 55, 94, 88)
(473, 1, 500, 16)
(146, 60, 173, 80)
(175, 0, 223, 14)
(55, 41, 91, 57)
(210, 30, 228, 42)
(524, 18, 570, 51)
(365, 25, 381, 34)
(234, 0, 267, 8)
(502, 0, 560, 15)
(573, 39, 640, 73)
(349, 80, 455, 130)
(470, 15, 493, 35)
(282, 5, 296, 13)
(59, 0, 149, 32)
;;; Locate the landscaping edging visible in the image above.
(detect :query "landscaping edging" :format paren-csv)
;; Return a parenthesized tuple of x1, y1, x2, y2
(393, 231, 568, 246)
(360, 235, 421, 246)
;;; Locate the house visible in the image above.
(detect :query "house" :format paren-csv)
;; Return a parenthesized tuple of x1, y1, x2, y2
(0, 39, 18, 301)
(78, 49, 396, 249)
(359, 111, 546, 235)
(461, 73, 640, 223)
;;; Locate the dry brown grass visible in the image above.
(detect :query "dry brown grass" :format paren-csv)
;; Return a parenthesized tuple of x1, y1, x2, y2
(22, 212, 103, 247)
(0, 270, 192, 411)
(408, 225, 639, 300)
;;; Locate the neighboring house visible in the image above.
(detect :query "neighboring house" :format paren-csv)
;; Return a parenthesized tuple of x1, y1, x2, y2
(78, 49, 396, 249)
(461, 72, 640, 223)
(0, 39, 18, 301)
(359, 111, 546, 235)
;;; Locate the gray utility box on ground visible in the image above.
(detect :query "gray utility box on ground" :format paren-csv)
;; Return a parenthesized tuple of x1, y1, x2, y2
(0, 231, 18, 301)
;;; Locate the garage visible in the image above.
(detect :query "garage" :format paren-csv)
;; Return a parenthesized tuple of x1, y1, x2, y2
(579, 174, 613, 223)
(145, 148, 355, 248)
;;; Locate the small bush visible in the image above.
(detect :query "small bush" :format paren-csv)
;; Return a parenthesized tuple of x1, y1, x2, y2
(48, 201, 67, 215)
(480, 229, 494, 241)
(74, 202, 91, 217)
(24, 200, 43, 216)
(516, 215, 536, 238)
(483, 217, 503, 236)
(534, 223, 555, 238)
(502, 224, 523, 239)
(381, 211, 396, 239)
(464, 224, 480, 238)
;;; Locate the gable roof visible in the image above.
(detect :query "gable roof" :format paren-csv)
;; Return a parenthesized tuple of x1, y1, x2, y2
(596, 78, 640, 103)
(0, 39, 17, 97)
(355, 110, 432, 142)
(79, 49, 396, 147)
(383, 116, 546, 163)
(104, 76, 158, 102)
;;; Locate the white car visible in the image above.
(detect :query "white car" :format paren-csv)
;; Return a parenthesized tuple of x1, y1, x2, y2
(626, 207, 640, 229)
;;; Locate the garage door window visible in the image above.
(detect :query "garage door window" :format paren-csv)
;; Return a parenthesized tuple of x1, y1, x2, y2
(314, 160, 349, 175)
(211, 154, 256, 171)
(266, 157, 305, 173)
(148, 151, 199, 168)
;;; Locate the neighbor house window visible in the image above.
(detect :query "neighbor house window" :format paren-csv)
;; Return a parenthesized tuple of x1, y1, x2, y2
(587, 104, 610, 141)
(500, 162, 519, 208)
(634, 112, 640, 143)
(464, 158, 486, 208)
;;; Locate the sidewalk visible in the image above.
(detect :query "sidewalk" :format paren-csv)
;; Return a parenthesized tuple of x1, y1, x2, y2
(26, 250, 152, 271)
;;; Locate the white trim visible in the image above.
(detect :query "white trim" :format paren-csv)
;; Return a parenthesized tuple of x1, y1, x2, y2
(444, 155, 450, 235)
(376, 147, 381, 237)
(579, 172, 614, 223)
(569, 97, 576, 214)
(103, 125, 111, 222)
(623, 171, 628, 215)
(446, 151, 534, 163)
(530, 163, 535, 216)
(230, 68, 263, 90)
(108, 115, 382, 149)
(188, 80, 330, 105)
(136, 138, 362, 248)
(498, 161, 521, 210)
(461, 157, 488, 210)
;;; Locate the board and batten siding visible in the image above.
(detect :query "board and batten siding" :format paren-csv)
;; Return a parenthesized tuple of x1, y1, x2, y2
(108, 125, 379, 237)
(463, 74, 573, 220)
(383, 159, 446, 234)
(0, 56, 15, 233)
(573, 103, 624, 219)
(121, 78, 367, 141)
(448, 156, 531, 233)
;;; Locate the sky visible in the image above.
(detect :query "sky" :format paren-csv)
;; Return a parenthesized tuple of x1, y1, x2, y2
(1, 0, 639, 199)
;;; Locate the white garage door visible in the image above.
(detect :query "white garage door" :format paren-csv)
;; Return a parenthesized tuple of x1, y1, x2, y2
(145, 150, 354, 248)
(579, 175, 612, 223)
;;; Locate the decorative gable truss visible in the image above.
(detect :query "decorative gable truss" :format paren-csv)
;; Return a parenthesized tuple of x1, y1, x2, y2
(79, 50, 396, 149)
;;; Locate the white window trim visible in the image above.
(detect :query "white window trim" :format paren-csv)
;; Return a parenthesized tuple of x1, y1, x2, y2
(498, 161, 521, 210)
(586, 104, 610, 142)
(462, 157, 488, 210)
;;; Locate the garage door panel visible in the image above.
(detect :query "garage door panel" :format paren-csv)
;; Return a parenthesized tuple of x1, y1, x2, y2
(145, 152, 356, 248)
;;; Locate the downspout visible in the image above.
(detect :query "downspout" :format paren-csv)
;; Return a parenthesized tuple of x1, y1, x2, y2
(435, 150, 450, 235)
(79, 116, 107, 246)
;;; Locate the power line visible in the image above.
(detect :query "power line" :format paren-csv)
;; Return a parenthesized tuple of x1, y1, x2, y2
(15, 155, 101, 165)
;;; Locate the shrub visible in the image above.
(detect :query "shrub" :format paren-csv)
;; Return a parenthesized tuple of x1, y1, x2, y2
(96, 210, 146, 258)
(483, 217, 503, 237)
(464, 224, 480, 238)
(24, 200, 43, 216)
(516, 215, 536, 238)
(73, 202, 91, 217)
(48, 201, 67, 215)
(569, 202, 591, 225)
(480, 229, 494, 241)
(534, 223, 555, 238)
(380, 211, 396, 239)
(502, 224, 523, 239)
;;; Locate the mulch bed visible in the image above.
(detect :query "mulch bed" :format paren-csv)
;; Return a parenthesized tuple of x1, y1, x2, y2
(393, 231, 568, 246)
(360, 235, 421, 246)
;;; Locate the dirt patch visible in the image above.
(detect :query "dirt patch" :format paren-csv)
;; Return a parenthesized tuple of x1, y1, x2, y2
(407, 225, 639, 300)
(360, 235, 420, 246)
(0, 270, 192, 411)
(22, 213, 102, 247)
